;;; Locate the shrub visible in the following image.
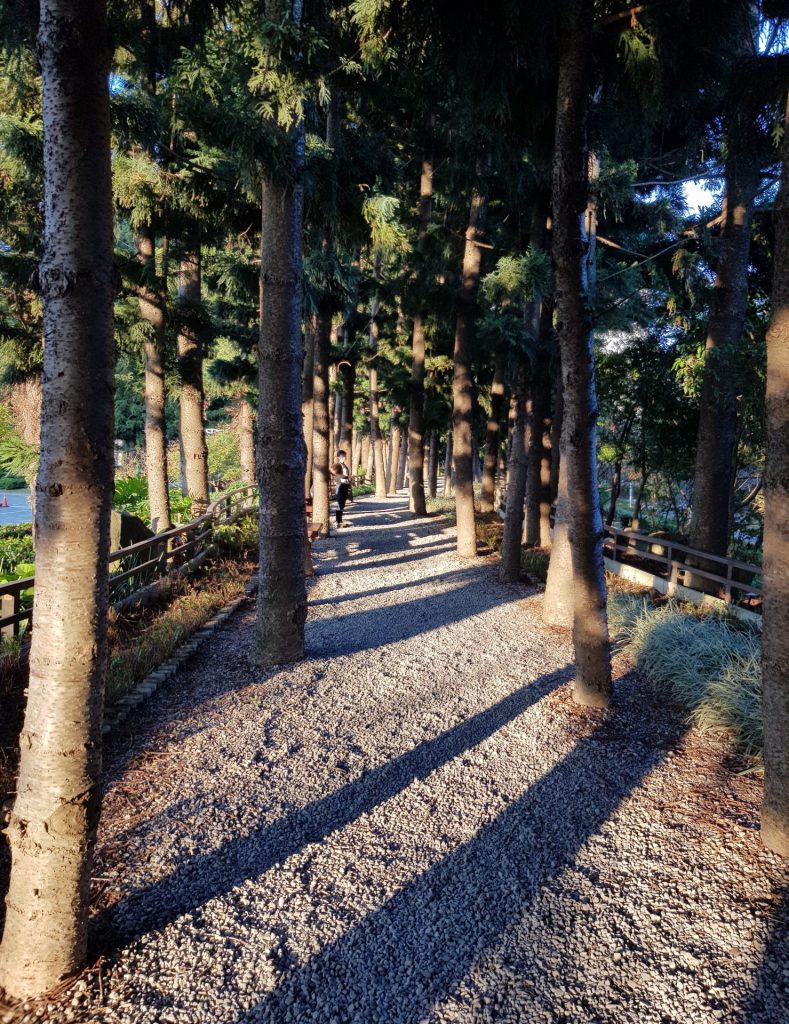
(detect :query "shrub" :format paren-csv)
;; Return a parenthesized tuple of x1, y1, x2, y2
(521, 547, 550, 583)
(212, 516, 258, 560)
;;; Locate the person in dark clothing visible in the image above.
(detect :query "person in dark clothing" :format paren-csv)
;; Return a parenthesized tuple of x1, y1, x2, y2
(332, 449, 351, 526)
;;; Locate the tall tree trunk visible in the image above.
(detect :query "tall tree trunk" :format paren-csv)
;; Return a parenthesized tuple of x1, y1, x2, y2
(550, 0, 611, 706)
(543, 444, 574, 627)
(360, 434, 371, 482)
(256, 9, 306, 666)
(408, 121, 434, 516)
(312, 309, 332, 535)
(328, 358, 338, 473)
(606, 458, 623, 527)
(479, 357, 505, 513)
(387, 418, 401, 495)
(443, 427, 454, 496)
(500, 363, 529, 582)
(302, 317, 315, 500)
(525, 325, 554, 547)
(396, 429, 408, 490)
(428, 430, 439, 498)
(137, 227, 171, 533)
(0, 0, 114, 997)
(550, 377, 563, 503)
(369, 275, 387, 498)
(688, 158, 756, 576)
(338, 359, 356, 454)
(176, 248, 209, 515)
(452, 179, 486, 557)
(365, 436, 374, 484)
(761, 93, 789, 858)
(238, 395, 255, 485)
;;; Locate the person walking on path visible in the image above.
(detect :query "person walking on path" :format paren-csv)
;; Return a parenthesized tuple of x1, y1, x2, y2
(332, 450, 352, 527)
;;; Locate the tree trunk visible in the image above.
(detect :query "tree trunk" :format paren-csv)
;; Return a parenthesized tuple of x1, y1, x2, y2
(361, 434, 371, 482)
(238, 396, 255, 485)
(0, 0, 114, 997)
(428, 430, 439, 498)
(312, 309, 332, 535)
(328, 358, 338, 473)
(302, 316, 316, 500)
(688, 159, 756, 577)
(606, 459, 623, 527)
(452, 180, 486, 557)
(176, 248, 209, 515)
(396, 430, 407, 491)
(387, 419, 401, 495)
(500, 363, 529, 582)
(256, 34, 306, 667)
(339, 358, 355, 454)
(443, 428, 453, 496)
(550, 376, 563, 503)
(761, 92, 789, 858)
(137, 226, 171, 533)
(369, 277, 387, 498)
(408, 123, 434, 516)
(525, 335, 553, 547)
(479, 356, 505, 513)
(550, 0, 611, 706)
(543, 444, 574, 627)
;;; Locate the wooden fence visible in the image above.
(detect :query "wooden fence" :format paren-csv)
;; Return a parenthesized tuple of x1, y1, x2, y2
(603, 525, 761, 605)
(0, 484, 258, 639)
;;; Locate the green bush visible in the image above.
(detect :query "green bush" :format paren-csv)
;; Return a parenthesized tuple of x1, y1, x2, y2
(212, 516, 258, 560)
(520, 547, 550, 583)
(113, 477, 194, 525)
(609, 593, 763, 764)
(0, 531, 35, 575)
(0, 475, 26, 489)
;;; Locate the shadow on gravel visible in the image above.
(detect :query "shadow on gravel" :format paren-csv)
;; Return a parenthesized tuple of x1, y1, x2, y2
(308, 565, 504, 608)
(739, 884, 789, 1024)
(306, 574, 523, 656)
(90, 666, 570, 952)
(237, 702, 679, 1024)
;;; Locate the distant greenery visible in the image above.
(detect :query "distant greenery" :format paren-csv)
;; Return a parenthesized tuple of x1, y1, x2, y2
(0, 475, 26, 489)
(113, 476, 194, 525)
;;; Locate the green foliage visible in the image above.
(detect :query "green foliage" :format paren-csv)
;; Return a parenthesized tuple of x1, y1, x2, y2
(0, 404, 38, 486)
(212, 516, 258, 560)
(113, 477, 193, 526)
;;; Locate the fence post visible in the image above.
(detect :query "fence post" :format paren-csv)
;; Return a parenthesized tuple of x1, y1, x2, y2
(1, 592, 15, 639)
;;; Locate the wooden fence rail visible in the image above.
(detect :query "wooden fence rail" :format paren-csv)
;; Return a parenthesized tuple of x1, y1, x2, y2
(0, 484, 258, 639)
(603, 525, 761, 604)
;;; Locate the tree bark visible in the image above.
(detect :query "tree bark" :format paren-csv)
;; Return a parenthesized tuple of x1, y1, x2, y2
(338, 358, 356, 454)
(387, 419, 401, 495)
(443, 427, 453, 496)
(408, 122, 434, 516)
(500, 363, 529, 582)
(312, 309, 332, 535)
(452, 180, 486, 557)
(550, 0, 611, 706)
(525, 318, 554, 547)
(688, 158, 757, 575)
(302, 316, 315, 500)
(177, 248, 209, 515)
(369, 274, 387, 498)
(479, 356, 505, 513)
(761, 92, 789, 858)
(256, 4, 306, 665)
(237, 396, 255, 485)
(137, 227, 171, 533)
(543, 443, 574, 627)
(428, 429, 439, 498)
(0, 0, 114, 998)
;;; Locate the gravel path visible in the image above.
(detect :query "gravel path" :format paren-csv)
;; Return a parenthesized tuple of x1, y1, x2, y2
(41, 496, 788, 1024)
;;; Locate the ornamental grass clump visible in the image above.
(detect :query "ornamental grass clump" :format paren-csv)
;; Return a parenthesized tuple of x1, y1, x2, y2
(609, 592, 763, 763)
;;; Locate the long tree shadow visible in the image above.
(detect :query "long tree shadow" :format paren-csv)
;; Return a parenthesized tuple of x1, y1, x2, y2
(739, 883, 789, 1023)
(308, 565, 497, 607)
(91, 666, 569, 952)
(235, 704, 680, 1024)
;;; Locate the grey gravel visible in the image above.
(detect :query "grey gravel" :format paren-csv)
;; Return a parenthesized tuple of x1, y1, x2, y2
(35, 496, 789, 1024)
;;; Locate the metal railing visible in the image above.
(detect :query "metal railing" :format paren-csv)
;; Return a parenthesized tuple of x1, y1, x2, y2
(0, 484, 258, 638)
(603, 524, 761, 605)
